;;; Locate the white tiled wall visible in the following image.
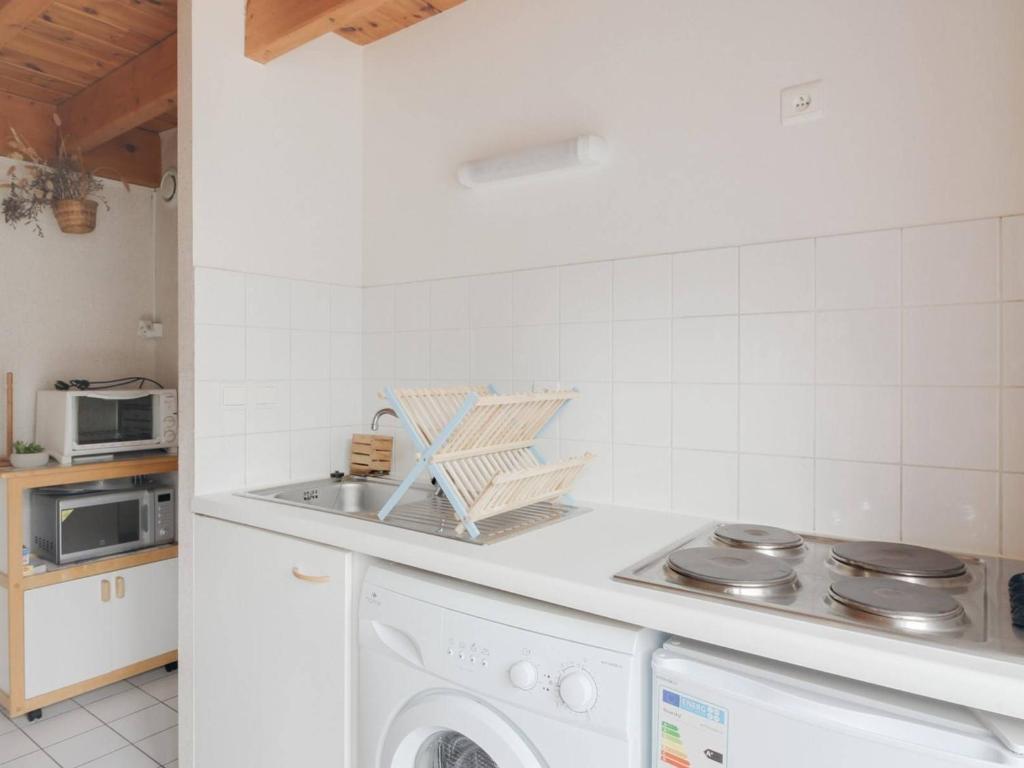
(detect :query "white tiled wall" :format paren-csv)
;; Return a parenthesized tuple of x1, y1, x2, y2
(361, 215, 1024, 557)
(192, 267, 362, 494)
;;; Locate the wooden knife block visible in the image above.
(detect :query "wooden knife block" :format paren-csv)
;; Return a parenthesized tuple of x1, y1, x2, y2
(349, 433, 393, 476)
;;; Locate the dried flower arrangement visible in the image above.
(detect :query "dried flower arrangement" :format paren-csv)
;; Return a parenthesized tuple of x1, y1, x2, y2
(1, 115, 110, 236)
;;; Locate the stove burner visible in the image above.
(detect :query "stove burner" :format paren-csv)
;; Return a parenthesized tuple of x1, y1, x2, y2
(829, 577, 965, 626)
(667, 547, 797, 589)
(831, 541, 967, 579)
(713, 524, 804, 551)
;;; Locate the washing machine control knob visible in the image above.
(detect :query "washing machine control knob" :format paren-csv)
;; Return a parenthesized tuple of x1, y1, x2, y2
(508, 660, 538, 690)
(558, 669, 597, 713)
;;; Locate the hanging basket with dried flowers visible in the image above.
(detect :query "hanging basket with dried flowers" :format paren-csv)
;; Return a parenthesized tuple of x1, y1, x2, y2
(1, 114, 112, 237)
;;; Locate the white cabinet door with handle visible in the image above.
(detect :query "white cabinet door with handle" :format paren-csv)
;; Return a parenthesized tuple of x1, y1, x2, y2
(110, 558, 178, 671)
(195, 516, 353, 768)
(24, 573, 113, 698)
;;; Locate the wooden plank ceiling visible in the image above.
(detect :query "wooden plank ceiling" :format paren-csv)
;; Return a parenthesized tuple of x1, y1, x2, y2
(0, 0, 176, 186)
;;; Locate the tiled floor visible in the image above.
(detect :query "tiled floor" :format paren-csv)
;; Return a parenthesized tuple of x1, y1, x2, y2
(0, 668, 178, 767)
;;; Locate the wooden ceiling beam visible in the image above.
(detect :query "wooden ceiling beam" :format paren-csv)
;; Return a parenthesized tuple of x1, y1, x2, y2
(245, 0, 389, 63)
(0, 0, 54, 49)
(57, 32, 176, 152)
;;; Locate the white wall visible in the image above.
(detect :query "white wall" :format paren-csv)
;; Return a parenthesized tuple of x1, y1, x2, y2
(362, 0, 1024, 284)
(188, 0, 364, 496)
(155, 128, 180, 390)
(0, 160, 164, 444)
(357, 0, 1024, 557)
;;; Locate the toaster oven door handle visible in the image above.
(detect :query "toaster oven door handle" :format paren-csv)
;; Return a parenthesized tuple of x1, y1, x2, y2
(100, 579, 111, 603)
(115, 576, 125, 599)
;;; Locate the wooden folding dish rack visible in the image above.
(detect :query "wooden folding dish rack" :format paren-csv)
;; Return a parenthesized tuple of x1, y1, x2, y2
(378, 386, 593, 539)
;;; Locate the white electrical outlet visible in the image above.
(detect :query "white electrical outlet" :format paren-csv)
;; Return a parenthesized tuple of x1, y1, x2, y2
(781, 80, 823, 126)
(138, 320, 164, 339)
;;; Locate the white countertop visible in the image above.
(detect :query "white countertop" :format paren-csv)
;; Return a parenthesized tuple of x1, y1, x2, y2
(193, 492, 1024, 719)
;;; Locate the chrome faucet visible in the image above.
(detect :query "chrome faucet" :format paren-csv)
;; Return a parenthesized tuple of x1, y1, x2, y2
(370, 408, 397, 431)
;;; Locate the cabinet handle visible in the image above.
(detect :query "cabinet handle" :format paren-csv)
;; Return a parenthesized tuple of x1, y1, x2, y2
(100, 579, 111, 603)
(115, 576, 125, 599)
(292, 567, 330, 584)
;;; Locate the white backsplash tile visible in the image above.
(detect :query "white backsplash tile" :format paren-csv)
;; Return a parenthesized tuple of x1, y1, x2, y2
(247, 381, 289, 433)
(739, 239, 814, 314)
(672, 450, 738, 519)
(363, 285, 396, 332)
(247, 274, 291, 329)
(394, 331, 431, 380)
(814, 460, 900, 540)
(613, 319, 671, 382)
(430, 278, 470, 330)
(902, 466, 999, 554)
(196, 325, 245, 381)
(672, 384, 738, 452)
(290, 429, 331, 481)
(738, 454, 813, 531)
(245, 432, 291, 487)
(330, 380, 362, 427)
(561, 439, 612, 503)
(513, 268, 559, 326)
(673, 316, 738, 383)
(902, 387, 999, 470)
(902, 218, 999, 306)
(613, 255, 672, 320)
(290, 280, 331, 330)
(1003, 216, 1024, 301)
(245, 327, 289, 381)
(194, 382, 247, 438)
(815, 229, 900, 310)
(1003, 302, 1024, 386)
(470, 273, 515, 328)
(613, 444, 671, 511)
(560, 262, 613, 322)
(739, 384, 814, 457)
(903, 304, 998, 386)
(1004, 388, 1024, 473)
(394, 283, 431, 331)
(512, 325, 559, 382)
(195, 267, 245, 326)
(470, 327, 514, 382)
(816, 386, 900, 464)
(613, 383, 671, 447)
(815, 308, 899, 386)
(361, 331, 395, 381)
(560, 323, 612, 382)
(739, 313, 814, 383)
(195, 436, 246, 494)
(291, 330, 331, 380)
(559, 383, 612, 442)
(290, 380, 330, 430)
(330, 333, 362, 380)
(330, 285, 362, 333)
(1003, 473, 1024, 558)
(429, 329, 471, 380)
(672, 247, 738, 317)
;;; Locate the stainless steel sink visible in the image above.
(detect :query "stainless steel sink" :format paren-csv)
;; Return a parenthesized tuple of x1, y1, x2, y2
(238, 474, 589, 545)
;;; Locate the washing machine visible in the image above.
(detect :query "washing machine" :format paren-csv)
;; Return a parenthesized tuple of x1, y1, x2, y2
(358, 562, 662, 768)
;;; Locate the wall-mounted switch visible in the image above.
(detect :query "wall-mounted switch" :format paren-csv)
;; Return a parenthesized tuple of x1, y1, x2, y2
(138, 320, 164, 339)
(781, 80, 823, 126)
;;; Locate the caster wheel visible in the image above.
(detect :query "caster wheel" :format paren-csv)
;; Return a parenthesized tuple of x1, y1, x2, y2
(164, 662, 178, 673)
(26, 709, 42, 722)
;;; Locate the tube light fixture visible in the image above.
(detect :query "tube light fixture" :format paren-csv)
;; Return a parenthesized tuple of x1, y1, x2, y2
(456, 135, 608, 188)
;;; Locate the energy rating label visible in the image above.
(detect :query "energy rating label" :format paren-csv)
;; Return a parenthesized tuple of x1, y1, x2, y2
(656, 687, 728, 767)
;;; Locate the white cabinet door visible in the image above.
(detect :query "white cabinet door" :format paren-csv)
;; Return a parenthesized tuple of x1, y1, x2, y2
(24, 574, 113, 698)
(195, 517, 353, 768)
(110, 558, 178, 671)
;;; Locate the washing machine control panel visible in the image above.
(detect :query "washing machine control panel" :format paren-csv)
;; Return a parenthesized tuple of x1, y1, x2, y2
(442, 611, 632, 731)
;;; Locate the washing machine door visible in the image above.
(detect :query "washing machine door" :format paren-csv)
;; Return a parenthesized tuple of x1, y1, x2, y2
(381, 691, 547, 768)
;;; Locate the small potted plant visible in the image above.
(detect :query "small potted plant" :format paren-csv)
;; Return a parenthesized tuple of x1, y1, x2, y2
(10, 441, 49, 469)
(2, 116, 110, 236)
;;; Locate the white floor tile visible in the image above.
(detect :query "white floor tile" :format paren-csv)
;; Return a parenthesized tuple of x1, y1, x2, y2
(0, 730, 38, 763)
(75, 746, 158, 768)
(45, 726, 127, 768)
(163, 762, 177, 768)
(161, 700, 177, 713)
(82, 692, 158, 725)
(125, 669, 172, 689)
(17, 709, 101, 748)
(108, 706, 175, 744)
(0, 716, 18, 736)
(137, 676, 175, 704)
(73, 683, 134, 708)
(1, 750, 59, 767)
(13, 701, 79, 728)
(134, 728, 176, 766)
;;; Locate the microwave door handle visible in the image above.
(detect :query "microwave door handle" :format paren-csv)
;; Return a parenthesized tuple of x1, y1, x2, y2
(140, 499, 150, 534)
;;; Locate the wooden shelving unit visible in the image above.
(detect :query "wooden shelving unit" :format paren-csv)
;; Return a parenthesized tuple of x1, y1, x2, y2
(0, 455, 179, 717)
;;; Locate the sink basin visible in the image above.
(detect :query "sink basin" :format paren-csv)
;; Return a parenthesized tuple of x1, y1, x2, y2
(242, 475, 430, 516)
(239, 474, 590, 545)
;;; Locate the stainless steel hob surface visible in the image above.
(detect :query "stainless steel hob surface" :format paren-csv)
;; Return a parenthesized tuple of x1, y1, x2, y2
(614, 523, 1024, 659)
